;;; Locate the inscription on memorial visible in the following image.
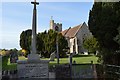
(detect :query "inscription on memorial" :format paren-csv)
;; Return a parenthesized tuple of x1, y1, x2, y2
(18, 62, 49, 78)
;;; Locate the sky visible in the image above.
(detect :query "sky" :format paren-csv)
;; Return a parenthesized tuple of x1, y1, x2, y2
(0, 2, 94, 50)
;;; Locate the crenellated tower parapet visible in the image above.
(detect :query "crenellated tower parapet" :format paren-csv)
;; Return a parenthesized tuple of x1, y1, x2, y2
(50, 16, 62, 32)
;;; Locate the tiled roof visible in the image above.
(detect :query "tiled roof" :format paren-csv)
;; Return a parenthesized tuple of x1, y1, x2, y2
(61, 29, 69, 36)
(61, 24, 82, 38)
(61, 27, 71, 36)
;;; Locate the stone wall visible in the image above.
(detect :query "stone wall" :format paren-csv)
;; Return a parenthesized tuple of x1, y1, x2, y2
(49, 64, 71, 79)
(72, 64, 94, 79)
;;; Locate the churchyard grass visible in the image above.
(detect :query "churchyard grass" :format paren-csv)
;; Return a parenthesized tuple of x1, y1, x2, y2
(2, 54, 99, 70)
(49, 54, 98, 64)
(2, 57, 17, 70)
(2, 56, 26, 70)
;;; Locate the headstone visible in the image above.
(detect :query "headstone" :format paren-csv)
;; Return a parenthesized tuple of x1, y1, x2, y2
(10, 52, 18, 63)
(84, 52, 88, 55)
(96, 51, 99, 55)
(49, 51, 56, 61)
(73, 60, 76, 64)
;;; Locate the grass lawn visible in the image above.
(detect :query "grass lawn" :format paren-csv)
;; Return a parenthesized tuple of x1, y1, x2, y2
(73, 55, 98, 64)
(2, 56, 27, 70)
(48, 54, 98, 64)
(2, 54, 99, 70)
(2, 57, 17, 70)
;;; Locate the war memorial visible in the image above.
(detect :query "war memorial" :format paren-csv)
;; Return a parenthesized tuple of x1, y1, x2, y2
(17, 0, 49, 79)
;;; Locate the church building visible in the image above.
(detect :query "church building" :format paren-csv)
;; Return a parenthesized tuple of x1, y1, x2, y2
(50, 18, 92, 54)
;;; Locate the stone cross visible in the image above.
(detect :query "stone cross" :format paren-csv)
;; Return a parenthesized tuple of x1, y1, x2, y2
(31, 0, 39, 54)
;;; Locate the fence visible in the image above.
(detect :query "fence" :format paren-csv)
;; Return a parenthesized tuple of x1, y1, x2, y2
(2, 64, 120, 80)
(104, 64, 120, 79)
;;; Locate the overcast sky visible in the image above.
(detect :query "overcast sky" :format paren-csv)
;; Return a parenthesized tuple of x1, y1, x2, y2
(0, 2, 93, 50)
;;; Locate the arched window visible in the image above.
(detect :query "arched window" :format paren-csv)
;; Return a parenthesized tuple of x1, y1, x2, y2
(55, 26, 59, 31)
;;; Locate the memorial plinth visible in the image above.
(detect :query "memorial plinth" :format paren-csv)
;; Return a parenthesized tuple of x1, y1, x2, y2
(17, 59, 49, 78)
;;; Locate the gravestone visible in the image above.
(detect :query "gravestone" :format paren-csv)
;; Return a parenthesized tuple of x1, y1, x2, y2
(49, 51, 56, 61)
(10, 52, 18, 63)
(84, 52, 88, 55)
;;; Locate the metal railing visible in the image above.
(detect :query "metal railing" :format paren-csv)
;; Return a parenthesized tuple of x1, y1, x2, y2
(105, 64, 120, 79)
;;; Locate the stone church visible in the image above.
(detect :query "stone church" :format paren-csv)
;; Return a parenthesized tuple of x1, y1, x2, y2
(50, 18, 92, 54)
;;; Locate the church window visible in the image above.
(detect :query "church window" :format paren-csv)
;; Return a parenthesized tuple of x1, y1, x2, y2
(55, 26, 59, 31)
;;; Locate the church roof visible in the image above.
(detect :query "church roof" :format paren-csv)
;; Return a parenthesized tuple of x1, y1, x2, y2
(61, 27, 71, 36)
(61, 23, 83, 38)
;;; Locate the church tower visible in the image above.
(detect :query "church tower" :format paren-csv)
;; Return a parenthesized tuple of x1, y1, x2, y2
(49, 16, 62, 32)
(50, 16, 54, 30)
